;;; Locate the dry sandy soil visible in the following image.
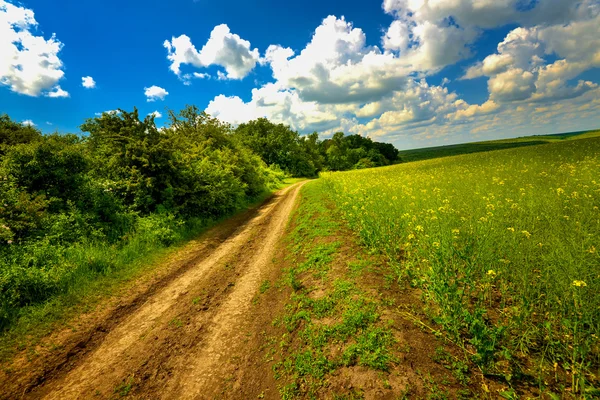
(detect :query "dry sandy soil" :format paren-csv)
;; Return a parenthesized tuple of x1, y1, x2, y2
(1, 182, 307, 400)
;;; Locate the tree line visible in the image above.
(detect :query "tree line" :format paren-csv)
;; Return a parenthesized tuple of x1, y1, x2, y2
(0, 106, 400, 331)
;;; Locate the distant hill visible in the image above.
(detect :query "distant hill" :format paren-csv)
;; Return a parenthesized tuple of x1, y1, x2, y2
(398, 129, 600, 163)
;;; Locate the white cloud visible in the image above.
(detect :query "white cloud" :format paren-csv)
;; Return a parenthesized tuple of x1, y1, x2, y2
(351, 79, 462, 137)
(449, 100, 501, 120)
(149, 111, 162, 118)
(206, 82, 342, 132)
(82, 76, 96, 89)
(462, 6, 600, 103)
(22, 119, 35, 126)
(144, 85, 169, 102)
(0, 0, 68, 97)
(46, 86, 69, 98)
(95, 110, 121, 117)
(164, 24, 260, 80)
(263, 16, 413, 104)
(382, 0, 586, 30)
(489, 68, 536, 102)
(200, 0, 600, 147)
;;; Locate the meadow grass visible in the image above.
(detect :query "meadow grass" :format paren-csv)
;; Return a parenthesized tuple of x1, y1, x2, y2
(397, 129, 600, 163)
(320, 136, 600, 394)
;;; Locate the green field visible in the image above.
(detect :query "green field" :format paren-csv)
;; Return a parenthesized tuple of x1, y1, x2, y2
(398, 129, 600, 163)
(320, 135, 600, 394)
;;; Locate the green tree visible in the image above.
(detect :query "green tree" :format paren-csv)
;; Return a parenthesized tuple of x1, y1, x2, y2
(0, 114, 42, 155)
(81, 108, 179, 214)
(234, 118, 317, 177)
(4, 134, 89, 210)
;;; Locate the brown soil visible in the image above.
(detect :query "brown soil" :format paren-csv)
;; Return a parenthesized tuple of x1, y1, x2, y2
(0, 182, 306, 400)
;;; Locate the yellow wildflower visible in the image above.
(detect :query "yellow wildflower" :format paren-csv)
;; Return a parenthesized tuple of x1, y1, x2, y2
(572, 280, 587, 287)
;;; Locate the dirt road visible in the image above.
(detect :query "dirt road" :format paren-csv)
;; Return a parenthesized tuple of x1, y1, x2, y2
(2, 182, 306, 400)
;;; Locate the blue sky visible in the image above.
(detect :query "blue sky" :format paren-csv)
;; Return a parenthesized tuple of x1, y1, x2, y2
(1, 0, 599, 149)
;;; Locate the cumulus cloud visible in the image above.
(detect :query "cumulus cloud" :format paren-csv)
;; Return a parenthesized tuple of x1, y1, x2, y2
(462, 5, 600, 103)
(47, 86, 69, 98)
(382, 0, 585, 30)
(149, 111, 163, 118)
(262, 16, 415, 105)
(22, 119, 35, 126)
(450, 100, 501, 120)
(205, 15, 471, 134)
(164, 24, 260, 80)
(0, 0, 68, 97)
(202, 0, 599, 145)
(489, 68, 536, 102)
(82, 76, 96, 89)
(351, 79, 461, 137)
(144, 85, 169, 102)
(206, 82, 342, 132)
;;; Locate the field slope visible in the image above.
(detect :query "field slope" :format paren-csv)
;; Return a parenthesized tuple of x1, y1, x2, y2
(398, 129, 600, 163)
(322, 135, 600, 396)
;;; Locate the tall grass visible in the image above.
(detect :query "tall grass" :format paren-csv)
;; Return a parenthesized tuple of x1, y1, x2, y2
(320, 137, 600, 393)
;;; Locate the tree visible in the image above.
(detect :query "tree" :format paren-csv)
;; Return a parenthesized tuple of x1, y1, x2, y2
(4, 134, 89, 210)
(234, 118, 317, 177)
(81, 108, 178, 213)
(0, 114, 42, 155)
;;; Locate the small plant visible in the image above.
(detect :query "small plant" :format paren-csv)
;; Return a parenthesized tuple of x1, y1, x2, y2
(113, 377, 134, 397)
(259, 280, 271, 294)
(169, 318, 183, 328)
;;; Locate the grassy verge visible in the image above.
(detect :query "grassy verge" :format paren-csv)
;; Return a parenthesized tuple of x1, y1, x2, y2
(0, 179, 299, 362)
(272, 181, 396, 398)
(269, 181, 473, 399)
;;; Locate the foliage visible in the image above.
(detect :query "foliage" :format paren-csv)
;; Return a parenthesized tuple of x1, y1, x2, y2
(234, 119, 401, 176)
(234, 118, 318, 177)
(0, 114, 42, 154)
